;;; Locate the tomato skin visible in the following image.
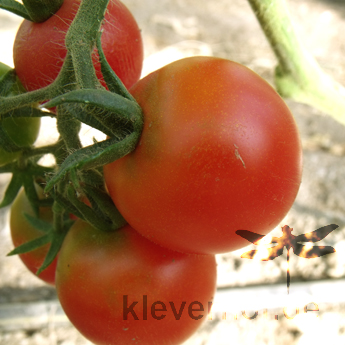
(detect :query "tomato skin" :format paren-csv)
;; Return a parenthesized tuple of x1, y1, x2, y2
(104, 56, 302, 255)
(56, 220, 217, 345)
(13, 0, 143, 92)
(10, 187, 57, 285)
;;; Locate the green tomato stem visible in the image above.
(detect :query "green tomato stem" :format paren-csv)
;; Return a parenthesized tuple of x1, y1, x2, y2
(22, 142, 64, 160)
(248, 0, 345, 125)
(52, 200, 65, 232)
(0, 0, 140, 235)
(64, 0, 110, 89)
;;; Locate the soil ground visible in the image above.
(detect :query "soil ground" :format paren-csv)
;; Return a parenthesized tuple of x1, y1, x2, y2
(1, 0, 345, 344)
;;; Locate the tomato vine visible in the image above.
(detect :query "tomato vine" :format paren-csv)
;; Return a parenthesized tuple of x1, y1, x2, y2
(1, 0, 342, 274)
(0, 0, 144, 273)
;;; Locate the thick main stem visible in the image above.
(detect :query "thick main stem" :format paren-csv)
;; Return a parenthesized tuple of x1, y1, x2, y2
(248, 0, 345, 126)
(64, 0, 110, 89)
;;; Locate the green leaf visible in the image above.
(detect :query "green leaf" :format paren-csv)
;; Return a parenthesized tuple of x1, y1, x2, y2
(66, 185, 112, 231)
(0, 106, 51, 120)
(22, 0, 63, 23)
(24, 213, 53, 233)
(61, 103, 114, 137)
(0, 0, 31, 20)
(0, 61, 11, 77)
(42, 89, 140, 124)
(49, 189, 85, 221)
(0, 173, 23, 208)
(27, 164, 55, 177)
(45, 133, 139, 192)
(96, 32, 135, 102)
(36, 198, 55, 208)
(0, 69, 18, 97)
(36, 231, 66, 275)
(23, 174, 40, 216)
(7, 233, 51, 256)
(84, 185, 127, 229)
(0, 164, 15, 173)
(0, 123, 22, 152)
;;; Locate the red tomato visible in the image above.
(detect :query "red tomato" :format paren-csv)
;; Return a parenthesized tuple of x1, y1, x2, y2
(104, 56, 302, 255)
(13, 0, 143, 92)
(10, 187, 57, 285)
(56, 220, 217, 345)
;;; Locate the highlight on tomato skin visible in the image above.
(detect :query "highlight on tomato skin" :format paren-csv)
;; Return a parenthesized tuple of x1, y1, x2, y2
(13, 0, 144, 93)
(10, 187, 57, 285)
(56, 220, 217, 345)
(104, 56, 303, 256)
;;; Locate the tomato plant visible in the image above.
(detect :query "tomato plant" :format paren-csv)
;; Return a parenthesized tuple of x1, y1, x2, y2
(104, 56, 303, 255)
(56, 220, 217, 345)
(13, 0, 143, 92)
(0, 62, 40, 167)
(10, 187, 57, 285)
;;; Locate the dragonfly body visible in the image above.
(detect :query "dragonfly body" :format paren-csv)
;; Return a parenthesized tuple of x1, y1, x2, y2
(237, 224, 337, 260)
(236, 224, 338, 293)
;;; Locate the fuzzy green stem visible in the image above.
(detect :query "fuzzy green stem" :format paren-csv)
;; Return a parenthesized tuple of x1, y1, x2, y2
(22, 141, 64, 160)
(0, 52, 75, 116)
(248, 0, 345, 126)
(56, 105, 82, 151)
(52, 200, 64, 233)
(65, 0, 109, 89)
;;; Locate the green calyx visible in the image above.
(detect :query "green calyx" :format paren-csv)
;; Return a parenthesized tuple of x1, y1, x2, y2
(1, 0, 143, 250)
(22, 0, 64, 22)
(0, 0, 63, 22)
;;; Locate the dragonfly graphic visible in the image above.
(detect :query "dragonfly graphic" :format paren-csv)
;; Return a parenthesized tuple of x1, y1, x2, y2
(236, 224, 338, 294)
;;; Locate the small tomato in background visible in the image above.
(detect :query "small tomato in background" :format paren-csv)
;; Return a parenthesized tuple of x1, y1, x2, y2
(0, 117, 41, 166)
(10, 187, 56, 285)
(13, 0, 143, 92)
(0, 62, 40, 166)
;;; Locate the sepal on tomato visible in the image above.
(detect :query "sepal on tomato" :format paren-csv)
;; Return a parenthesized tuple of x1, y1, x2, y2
(0, 163, 54, 209)
(8, 185, 75, 284)
(0, 172, 23, 208)
(0, 1, 31, 20)
(22, 0, 64, 22)
(95, 32, 136, 102)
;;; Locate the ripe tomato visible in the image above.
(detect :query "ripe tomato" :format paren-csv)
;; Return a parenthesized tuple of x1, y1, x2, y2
(0, 63, 40, 167)
(56, 220, 217, 345)
(13, 0, 143, 92)
(104, 56, 302, 255)
(10, 187, 57, 285)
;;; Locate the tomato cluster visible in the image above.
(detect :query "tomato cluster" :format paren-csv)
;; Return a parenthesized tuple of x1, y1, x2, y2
(3, 1, 303, 344)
